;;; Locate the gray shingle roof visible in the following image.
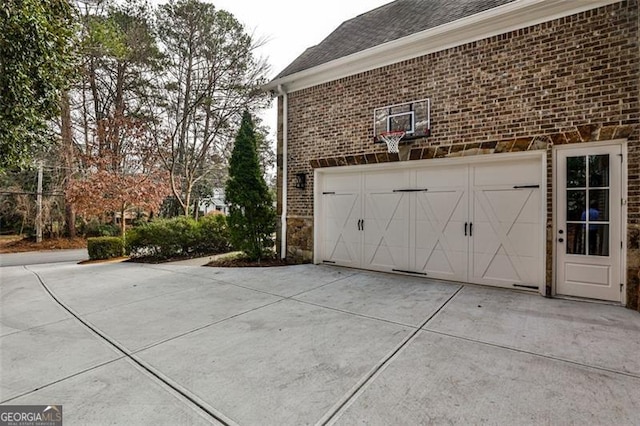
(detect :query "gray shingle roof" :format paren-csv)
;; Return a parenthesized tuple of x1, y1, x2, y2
(275, 0, 516, 79)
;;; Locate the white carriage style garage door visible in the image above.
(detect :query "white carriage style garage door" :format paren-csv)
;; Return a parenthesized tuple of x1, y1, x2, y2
(317, 155, 545, 291)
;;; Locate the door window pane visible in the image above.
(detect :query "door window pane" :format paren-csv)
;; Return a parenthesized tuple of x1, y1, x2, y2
(567, 190, 585, 221)
(566, 223, 585, 255)
(567, 156, 586, 188)
(589, 155, 609, 187)
(588, 224, 609, 256)
(565, 153, 611, 257)
(588, 189, 609, 221)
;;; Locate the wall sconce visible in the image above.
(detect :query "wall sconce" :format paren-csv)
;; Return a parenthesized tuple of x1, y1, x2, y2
(295, 172, 306, 189)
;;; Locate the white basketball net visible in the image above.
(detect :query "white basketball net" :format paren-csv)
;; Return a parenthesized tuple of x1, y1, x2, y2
(378, 131, 405, 153)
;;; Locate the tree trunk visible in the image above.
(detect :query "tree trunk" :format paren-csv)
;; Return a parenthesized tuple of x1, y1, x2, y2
(61, 90, 76, 238)
(120, 205, 126, 237)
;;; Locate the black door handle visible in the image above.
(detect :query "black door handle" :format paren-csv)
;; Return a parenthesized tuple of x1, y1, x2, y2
(464, 222, 468, 236)
(357, 219, 362, 230)
(361, 219, 364, 230)
(469, 223, 473, 237)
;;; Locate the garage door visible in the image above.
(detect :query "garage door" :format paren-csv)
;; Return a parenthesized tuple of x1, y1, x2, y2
(317, 156, 544, 291)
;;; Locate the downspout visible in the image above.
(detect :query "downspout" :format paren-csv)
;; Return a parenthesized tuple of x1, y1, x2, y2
(277, 84, 288, 259)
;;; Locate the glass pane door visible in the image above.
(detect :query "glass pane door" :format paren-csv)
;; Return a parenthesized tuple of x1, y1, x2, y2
(565, 154, 610, 256)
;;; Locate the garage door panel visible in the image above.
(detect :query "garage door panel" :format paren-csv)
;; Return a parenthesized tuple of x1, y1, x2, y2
(476, 249, 521, 283)
(363, 191, 410, 271)
(318, 156, 544, 291)
(415, 246, 466, 281)
(414, 186, 468, 280)
(509, 223, 541, 257)
(364, 243, 410, 271)
(473, 160, 540, 187)
(483, 189, 536, 226)
(324, 173, 361, 193)
(364, 170, 410, 191)
(322, 192, 361, 267)
(416, 164, 467, 187)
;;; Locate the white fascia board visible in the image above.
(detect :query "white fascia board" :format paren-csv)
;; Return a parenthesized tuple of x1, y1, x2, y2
(264, 0, 621, 93)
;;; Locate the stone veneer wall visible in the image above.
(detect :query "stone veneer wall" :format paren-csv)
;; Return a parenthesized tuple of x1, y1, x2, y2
(276, 1, 639, 308)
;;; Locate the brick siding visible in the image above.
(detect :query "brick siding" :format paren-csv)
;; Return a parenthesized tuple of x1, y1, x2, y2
(277, 1, 639, 306)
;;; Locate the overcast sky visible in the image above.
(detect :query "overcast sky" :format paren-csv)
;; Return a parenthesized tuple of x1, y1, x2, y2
(186, 0, 392, 138)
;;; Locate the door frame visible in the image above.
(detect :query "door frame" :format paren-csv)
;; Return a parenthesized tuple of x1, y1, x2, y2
(314, 150, 547, 296)
(552, 139, 627, 304)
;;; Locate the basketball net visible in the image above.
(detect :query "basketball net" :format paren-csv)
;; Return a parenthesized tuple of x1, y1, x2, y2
(378, 131, 405, 154)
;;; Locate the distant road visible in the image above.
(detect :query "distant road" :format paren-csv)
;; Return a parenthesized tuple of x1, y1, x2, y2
(0, 249, 87, 267)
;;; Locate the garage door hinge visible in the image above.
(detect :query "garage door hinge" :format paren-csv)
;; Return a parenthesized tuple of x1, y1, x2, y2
(393, 188, 429, 192)
(513, 284, 539, 290)
(392, 269, 427, 275)
(620, 283, 624, 292)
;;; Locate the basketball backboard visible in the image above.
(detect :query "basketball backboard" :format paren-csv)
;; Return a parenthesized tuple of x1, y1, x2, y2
(373, 98, 430, 143)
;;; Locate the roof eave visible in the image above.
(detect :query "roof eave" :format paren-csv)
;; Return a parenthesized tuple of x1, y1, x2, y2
(263, 0, 621, 93)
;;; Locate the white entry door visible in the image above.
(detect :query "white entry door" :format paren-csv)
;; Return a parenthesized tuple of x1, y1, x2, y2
(556, 144, 623, 302)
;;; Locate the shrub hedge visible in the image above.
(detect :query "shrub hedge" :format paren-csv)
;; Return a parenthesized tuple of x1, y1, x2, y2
(126, 215, 231, 260)
(88, 237, 124, 260)
(82, 219, 120, 238)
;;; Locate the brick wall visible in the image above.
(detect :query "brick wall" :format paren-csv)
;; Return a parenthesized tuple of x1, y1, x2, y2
(277, 1, 640, 304)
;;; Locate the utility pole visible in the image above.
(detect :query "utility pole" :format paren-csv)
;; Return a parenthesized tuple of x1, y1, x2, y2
(36, 161, 43, 243)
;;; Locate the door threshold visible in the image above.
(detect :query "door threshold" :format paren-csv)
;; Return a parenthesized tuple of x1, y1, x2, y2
(553, 294, 621, 306)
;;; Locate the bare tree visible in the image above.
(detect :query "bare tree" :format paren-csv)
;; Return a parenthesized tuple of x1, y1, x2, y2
(151, 0, 270, 216)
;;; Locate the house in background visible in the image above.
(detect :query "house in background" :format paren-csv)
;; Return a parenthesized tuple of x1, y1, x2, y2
(199, 188, 228, 216)
(265, 0, 639, 309)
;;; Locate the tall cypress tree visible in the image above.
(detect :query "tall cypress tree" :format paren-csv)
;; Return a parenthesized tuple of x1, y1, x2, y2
(225, 111, 276, 260)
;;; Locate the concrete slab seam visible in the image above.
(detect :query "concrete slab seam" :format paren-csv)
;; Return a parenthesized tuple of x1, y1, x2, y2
(69, 282, 216, 315)
(24, 266, 236, 426)
(144, 264, 358, 300)
(142, 265, 286, 298)
(0, 357, 125, 405)
(290, 298, 419, 329)
(74, 280, 241, 317)
(422, 328, 640, 380)
(285, 272, 363, 299)
(0, 317, 70, 339)
(129, 298, 286, 354)
(318, 285, 465, 425)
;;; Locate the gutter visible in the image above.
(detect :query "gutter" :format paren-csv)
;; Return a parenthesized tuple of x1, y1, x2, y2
(277, 84, 288, 259)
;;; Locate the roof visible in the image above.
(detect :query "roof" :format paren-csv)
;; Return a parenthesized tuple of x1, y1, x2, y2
(275, 0, 516, 79)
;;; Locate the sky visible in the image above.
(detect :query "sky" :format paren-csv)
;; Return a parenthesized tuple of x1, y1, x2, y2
(196, 0, 392, 138)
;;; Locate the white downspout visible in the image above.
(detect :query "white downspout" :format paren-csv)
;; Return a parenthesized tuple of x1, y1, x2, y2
(278, 84, 288, 259)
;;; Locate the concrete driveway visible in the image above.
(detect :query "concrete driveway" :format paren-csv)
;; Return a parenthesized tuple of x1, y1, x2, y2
(1, 261, 639, 425)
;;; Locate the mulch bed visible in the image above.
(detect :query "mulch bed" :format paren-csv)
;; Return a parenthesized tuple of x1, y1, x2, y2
(125, 253, 209, 264)
(0, 236, 87, 253)
(205, 256, 297, 268)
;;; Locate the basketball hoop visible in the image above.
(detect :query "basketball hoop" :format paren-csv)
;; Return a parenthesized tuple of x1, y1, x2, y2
(378, 131, 405, 153)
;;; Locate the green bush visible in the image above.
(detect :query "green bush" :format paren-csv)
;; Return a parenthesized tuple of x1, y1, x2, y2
(82, 219, 119, 237)
(196, 214, 231, 253)
(126, 215, 230, 260)
(87, 237, 123, 260)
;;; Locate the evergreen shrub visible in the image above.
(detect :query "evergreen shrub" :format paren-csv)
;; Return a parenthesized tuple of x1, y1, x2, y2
(87, 237, 124, 260)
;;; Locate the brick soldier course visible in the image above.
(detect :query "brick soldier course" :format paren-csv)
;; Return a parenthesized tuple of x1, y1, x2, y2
(269, 0, 639, 309)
